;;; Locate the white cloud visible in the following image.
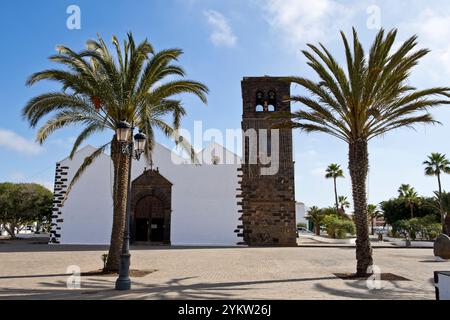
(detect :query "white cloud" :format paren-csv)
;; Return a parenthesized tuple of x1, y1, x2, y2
(204, 10, 237, 47)
(296, 149, 317, 158)
(260, 0, 358, 49)
(400, 8, 450, 82)
(49, 136, 76, 149)
(310, 167, 326, 177)
(0, 129, 42, 155)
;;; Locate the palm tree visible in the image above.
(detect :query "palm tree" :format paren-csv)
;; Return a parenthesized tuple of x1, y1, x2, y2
(306, 206, 325, 235)
(338, 196, 350, 216)
(427, 191, 450, 235)
(275, 28, 450, 276)
(398, 184, 419, 218)
(367, 204, 382, 235)
(22, 33, 208, 272)
(325, 164, 345, 211)
(424, 153, 450, 232)
(441, 193, 450, 233)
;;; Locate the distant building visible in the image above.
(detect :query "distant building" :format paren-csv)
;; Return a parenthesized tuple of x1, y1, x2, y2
(296, 202, 312, 231)
(296, 202, 307, 224)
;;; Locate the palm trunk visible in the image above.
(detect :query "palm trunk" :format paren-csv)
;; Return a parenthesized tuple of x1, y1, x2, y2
(333, 177, 339, 213)
(349, 139, 373, 276)
(437, 173, 446, 234)
(5, 221, 17, 239)
(104, 136, 130, 272)
(315, 223, 320, 236)
(371, 219, 374, 236)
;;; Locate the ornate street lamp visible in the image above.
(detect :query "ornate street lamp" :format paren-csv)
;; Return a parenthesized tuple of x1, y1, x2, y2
(133, 132, 147, 160)
(115, 121, 147, 291)
(116, 120, 132, 142)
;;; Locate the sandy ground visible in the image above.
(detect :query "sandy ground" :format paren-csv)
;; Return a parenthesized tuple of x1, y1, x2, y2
(0, 239, 447, 300)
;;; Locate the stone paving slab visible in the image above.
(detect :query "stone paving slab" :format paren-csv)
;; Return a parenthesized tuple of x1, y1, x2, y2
(0, 243, 448, 300)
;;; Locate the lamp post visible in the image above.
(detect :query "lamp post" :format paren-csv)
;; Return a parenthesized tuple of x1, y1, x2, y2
(115, 120, 147, 291)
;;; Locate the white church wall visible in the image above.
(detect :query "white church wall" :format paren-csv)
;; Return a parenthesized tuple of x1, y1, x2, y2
(53, 143, 241, 246)
(133, 143, 241, 246)
(58, 146, 114, 245)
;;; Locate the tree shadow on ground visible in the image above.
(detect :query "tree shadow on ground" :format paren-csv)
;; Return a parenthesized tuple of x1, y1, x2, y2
(0, 275, 339, 300)
(314, 278, 434, 300)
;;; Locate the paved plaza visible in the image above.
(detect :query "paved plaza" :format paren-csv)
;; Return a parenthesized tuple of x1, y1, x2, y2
(0, 240, 447, 300)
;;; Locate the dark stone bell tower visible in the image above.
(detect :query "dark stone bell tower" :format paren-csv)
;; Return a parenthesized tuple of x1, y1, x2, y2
(236, 76, 297, 246)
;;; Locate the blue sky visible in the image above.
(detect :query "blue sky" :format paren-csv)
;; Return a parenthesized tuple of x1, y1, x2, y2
(0, 0, 449, 209)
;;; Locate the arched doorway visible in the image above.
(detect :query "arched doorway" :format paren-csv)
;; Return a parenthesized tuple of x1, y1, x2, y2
(131, 169, 172, 244)
(134, 196, 165, 242)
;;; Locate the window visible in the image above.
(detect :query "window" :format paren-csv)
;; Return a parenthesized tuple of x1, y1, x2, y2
(255, 91, 264, 112)
(268, 90, 276, 111)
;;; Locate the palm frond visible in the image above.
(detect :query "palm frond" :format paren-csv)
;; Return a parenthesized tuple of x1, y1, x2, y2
(150, 80, 209, 104)
(69, 123, 106, 159)
(279, 28, 450, 143)
(36, 111, 97, 144)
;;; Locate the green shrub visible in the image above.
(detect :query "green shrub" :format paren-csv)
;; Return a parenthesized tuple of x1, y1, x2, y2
(393, 215, 442, 240)
(323, 215, 356, 239)
(381, 197, 440, 225)
(338, 220, 356, 238)
(423, 223, 442, 240)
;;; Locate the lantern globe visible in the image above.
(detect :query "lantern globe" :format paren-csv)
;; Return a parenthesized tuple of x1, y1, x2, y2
(134, 132, 147, 154)
(116, 121, 131, 142)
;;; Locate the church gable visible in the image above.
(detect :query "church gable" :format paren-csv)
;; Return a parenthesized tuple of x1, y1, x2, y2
(132, 169, 173, 187)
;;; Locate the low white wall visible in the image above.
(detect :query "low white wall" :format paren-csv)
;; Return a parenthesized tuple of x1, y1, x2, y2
(384, 236, 434, 248)
(299, 234, 356, 244)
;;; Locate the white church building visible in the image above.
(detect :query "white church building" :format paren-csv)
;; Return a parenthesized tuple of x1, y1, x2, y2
(49, 77, 305, 247)
(49, 142, 242, 246)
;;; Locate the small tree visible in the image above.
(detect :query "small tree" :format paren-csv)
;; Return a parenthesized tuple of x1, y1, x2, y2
(305, 206, 325, 235)
(325, 164, 345, 211)
(368, 204, 383, 235)
(423, 153, 450, 233)
(398, 184, 420, 218)
(0, 183, 52, 238)
(382, 196, 438, 225)
(394, 215, 441, 241)
(441, 193, 450, 233)
(323, 215, 356, 239)
(338, 196, 350, 216)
